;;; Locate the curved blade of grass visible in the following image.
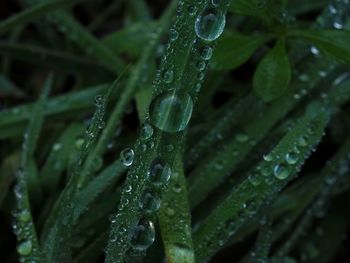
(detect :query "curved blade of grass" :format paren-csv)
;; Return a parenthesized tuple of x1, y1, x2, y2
(0, 153, 20, 205)
(41, 82, 113, 263)
(74, 159, 126, 220)
(188, 56, 338, 208)
(158, 151, 195, 263)
(193, 102, 330, 262)
(274, 136, 350, 258)
(14, 74, 52, 263)
(0, 0, 85, 34)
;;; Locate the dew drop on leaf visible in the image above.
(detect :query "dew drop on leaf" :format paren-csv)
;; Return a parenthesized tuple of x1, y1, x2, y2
(17, 240, 32, 256)
(120, 148, 134, 166)
(139, 190, 161, 213)
(285, 152, 299, 165)
(298, 136, 308, 147)
(162, 69, 174, 84)
(130, 220, 155, 251)
(148, 159, 171, 187)
(149, 90, 193, 133)
(201, 46, 213, 60)
(274, 164, 290, 180)
(235, 133, 249, 143)
(140, 123, 153, 140)
(195, 7, 226, 41)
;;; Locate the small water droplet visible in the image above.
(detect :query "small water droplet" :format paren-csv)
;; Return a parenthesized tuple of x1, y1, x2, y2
(120, 148, 134, 166)
(130, 220, 155, 251)
(298, 136, 308, 147)
(162, 69, 174, 84)
(195, 7, 226, 41)
(148, 159, 171, 187)
(17, 240, 32, 256)
(18, 209, 30, 222)
(274, 164, 290, 180)
(169, 29, 179, 41)
(94, 94, 104, 106)
(139, 190, 161, 213)
(201, 46, 213, 60)
(248, 173, 262, 186)
(140, 123, 154, 140)
(263, 153, 273, 162)
(53, 143, 62, 151)
(149, 90, 193, 133)
(235, 133, 249, 143)
(285, 152, 298, 165)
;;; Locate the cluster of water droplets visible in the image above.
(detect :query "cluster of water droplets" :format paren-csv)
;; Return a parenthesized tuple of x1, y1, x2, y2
(316, 0, 350, 30)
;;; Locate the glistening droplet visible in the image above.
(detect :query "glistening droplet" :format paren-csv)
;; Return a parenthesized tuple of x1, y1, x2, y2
(148, 159, 171, 187)
(120, 148, 134, 166)
(130, 220, 155, 251)
(149, 90, 193, 133)
(195, 7, 226, 41)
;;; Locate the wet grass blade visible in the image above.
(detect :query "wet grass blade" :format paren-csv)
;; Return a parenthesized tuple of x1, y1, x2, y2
(193, 102, 330, 262)
(158, 151, 195, 263)
(14, 74, 52, 263)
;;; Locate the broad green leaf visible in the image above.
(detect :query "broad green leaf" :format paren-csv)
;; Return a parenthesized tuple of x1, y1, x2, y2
(292, 29, 350, 65)
(211, 31, 268, 70)
(253, 39, 291, 102)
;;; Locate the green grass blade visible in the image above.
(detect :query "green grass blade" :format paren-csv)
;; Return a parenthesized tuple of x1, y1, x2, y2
(14, 74, 52, 263)
(0, 0, 84, 34)
(193, 103, 330, 262)
(158, 151, 195, 263)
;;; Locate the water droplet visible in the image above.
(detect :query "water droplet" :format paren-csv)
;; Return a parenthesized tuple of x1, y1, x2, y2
(148, 159, 171, 187)
(53, 143, 62, 151)
(125, 185, 132, 193)
(139, 190, 161, 213)
(120, 148, 134, 166)
(162, 69, 174, 84)
(274, 164, 290, 180)
(130, 220, 155, 251)
(285, 152, 298, 165)
(196, 61, 206, 71)
(17, 240, 32, 256)
(18, 209, 31, 222)
(298, 136, 308, 147)
(188, 5, 197, 15)
(149, 90, 193, 133)
(140, 123, 153, 139)
(169, 29, 179, 41)
(75, 138, 84, 149)
(94, 94, 104, 106)
(263, 153, 273, 162)
(298, 74, 309, 82)
(235, 133, 249, 143)
(195, 7, 226, 41)
(248, 173, 262, 186)
(201, 46, 213, 60)
(211, 0, 220, 7)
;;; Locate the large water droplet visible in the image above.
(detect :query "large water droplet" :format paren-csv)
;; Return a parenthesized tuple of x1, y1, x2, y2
(274, 164, 290, 180)
(17, 240, 32, 256)
(139, 190, 161, 213)
(148, 159, 171, 187)
(120, 148, 134, 166)
(149, 90, 193, 133)
(195, 7, 226, 41)
(130, 220, 155, 251)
